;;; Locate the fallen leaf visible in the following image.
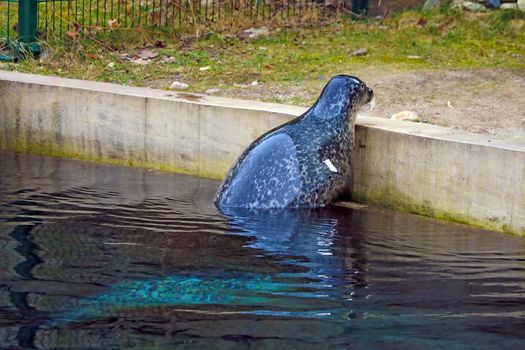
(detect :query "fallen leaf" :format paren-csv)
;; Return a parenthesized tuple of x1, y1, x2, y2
(154, 40, 166, 48)
(86, 53, 98, 60)
(264, 64, 275, 70)
(108, 19, 120, 30)
(66, 31, 79, 40)
(391, 110, 420, 122)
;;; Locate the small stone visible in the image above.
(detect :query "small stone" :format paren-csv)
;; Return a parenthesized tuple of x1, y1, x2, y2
(159, 56, 176, 63)
(352, 47, 368, 57)
(107, 62, 115, 68)
(251, 80, 259, 86)
(518, 0, 525, 11)
(132, 58, 151, 65)
(119, 54, 133, 62)
(205, 88, 221, 95)
(463, 1, 488, 12)
(169, 81, 189, 90)
(239, 27, 269, 40)
(501, 3, 518, 10)
(423, 0, 440, 10)
(484, 0, 500, 9)
(391, 111, 421, 122)
(139, 49, 158, 60)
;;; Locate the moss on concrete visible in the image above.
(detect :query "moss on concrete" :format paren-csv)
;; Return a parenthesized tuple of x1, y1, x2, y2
(4, 135, 524, 237)
(3, 124, 523, 237)
(1, 138, 225, 180)
(352, 191, 524, 237)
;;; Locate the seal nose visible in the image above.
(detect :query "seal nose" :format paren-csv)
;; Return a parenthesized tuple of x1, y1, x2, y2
(366, 87, 374, 104)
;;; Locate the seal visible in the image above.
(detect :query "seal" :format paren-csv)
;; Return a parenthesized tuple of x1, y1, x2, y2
(215, 75, 373, 209)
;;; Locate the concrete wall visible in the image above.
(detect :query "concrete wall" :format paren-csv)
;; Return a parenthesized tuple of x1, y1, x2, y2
(1, 71, 524, 236)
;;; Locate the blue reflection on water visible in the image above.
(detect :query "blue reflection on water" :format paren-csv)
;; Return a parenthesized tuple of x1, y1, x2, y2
(59, 207, 353, 323)
(220, 207, 348, 295)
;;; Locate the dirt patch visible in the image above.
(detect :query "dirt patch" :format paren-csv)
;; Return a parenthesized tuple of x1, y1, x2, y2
(358, 68, 525, 139)
(205, 68, 525, 139)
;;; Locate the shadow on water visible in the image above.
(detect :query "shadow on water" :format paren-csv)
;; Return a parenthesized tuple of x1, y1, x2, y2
(1, 151, 525, 349)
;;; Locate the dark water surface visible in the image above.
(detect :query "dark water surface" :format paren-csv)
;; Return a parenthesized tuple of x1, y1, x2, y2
(1, 151, 525, 349)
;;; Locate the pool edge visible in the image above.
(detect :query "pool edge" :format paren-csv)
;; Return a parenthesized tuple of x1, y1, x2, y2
(1, 71, 524, 237)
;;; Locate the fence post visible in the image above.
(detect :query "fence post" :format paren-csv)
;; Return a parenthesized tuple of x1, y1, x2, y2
(17, 0, 41, 55)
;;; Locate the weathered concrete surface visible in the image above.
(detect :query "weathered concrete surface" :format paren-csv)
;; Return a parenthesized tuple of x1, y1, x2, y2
(0, 71, 300, 179)
(1, 71, 524, 236)
(352, 118, 525, 236)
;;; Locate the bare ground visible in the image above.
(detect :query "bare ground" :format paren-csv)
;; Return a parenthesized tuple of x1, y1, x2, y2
(202, 68, 525, 139)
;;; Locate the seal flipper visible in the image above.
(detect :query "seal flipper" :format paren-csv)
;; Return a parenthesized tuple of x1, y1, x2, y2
(215, 133, 303, 208)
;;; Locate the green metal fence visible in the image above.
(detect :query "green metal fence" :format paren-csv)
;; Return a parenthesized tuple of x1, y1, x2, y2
(1, 0, 368, 60)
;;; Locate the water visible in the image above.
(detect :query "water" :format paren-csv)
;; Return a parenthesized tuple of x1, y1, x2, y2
(1, 151, 525, 349)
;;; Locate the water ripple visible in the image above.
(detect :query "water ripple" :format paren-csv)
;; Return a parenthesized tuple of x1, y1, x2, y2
(1, 151, 525, 348)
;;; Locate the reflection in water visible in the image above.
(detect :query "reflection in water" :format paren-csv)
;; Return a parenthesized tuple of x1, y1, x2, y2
(59, 208, 361, 323)
(1, 151, 525, 349)
(220, 207, 363, 300)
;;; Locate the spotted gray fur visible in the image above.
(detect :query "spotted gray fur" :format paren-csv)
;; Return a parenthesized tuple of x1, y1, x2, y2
(215, 75, 373, 209)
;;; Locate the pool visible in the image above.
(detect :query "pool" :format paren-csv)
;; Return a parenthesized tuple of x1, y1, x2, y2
(1, 151, 524, 349)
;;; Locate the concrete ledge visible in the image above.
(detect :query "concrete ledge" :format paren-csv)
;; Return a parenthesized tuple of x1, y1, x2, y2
(1, 71, 524, 236)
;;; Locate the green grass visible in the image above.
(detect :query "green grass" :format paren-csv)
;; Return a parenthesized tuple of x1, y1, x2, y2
(2, 5, 525, 102)
(0, 1, 18, 42)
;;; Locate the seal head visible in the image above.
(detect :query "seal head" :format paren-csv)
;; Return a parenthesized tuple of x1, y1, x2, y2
(311, 75, 373, 122)
(215, 75, 373, 209)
